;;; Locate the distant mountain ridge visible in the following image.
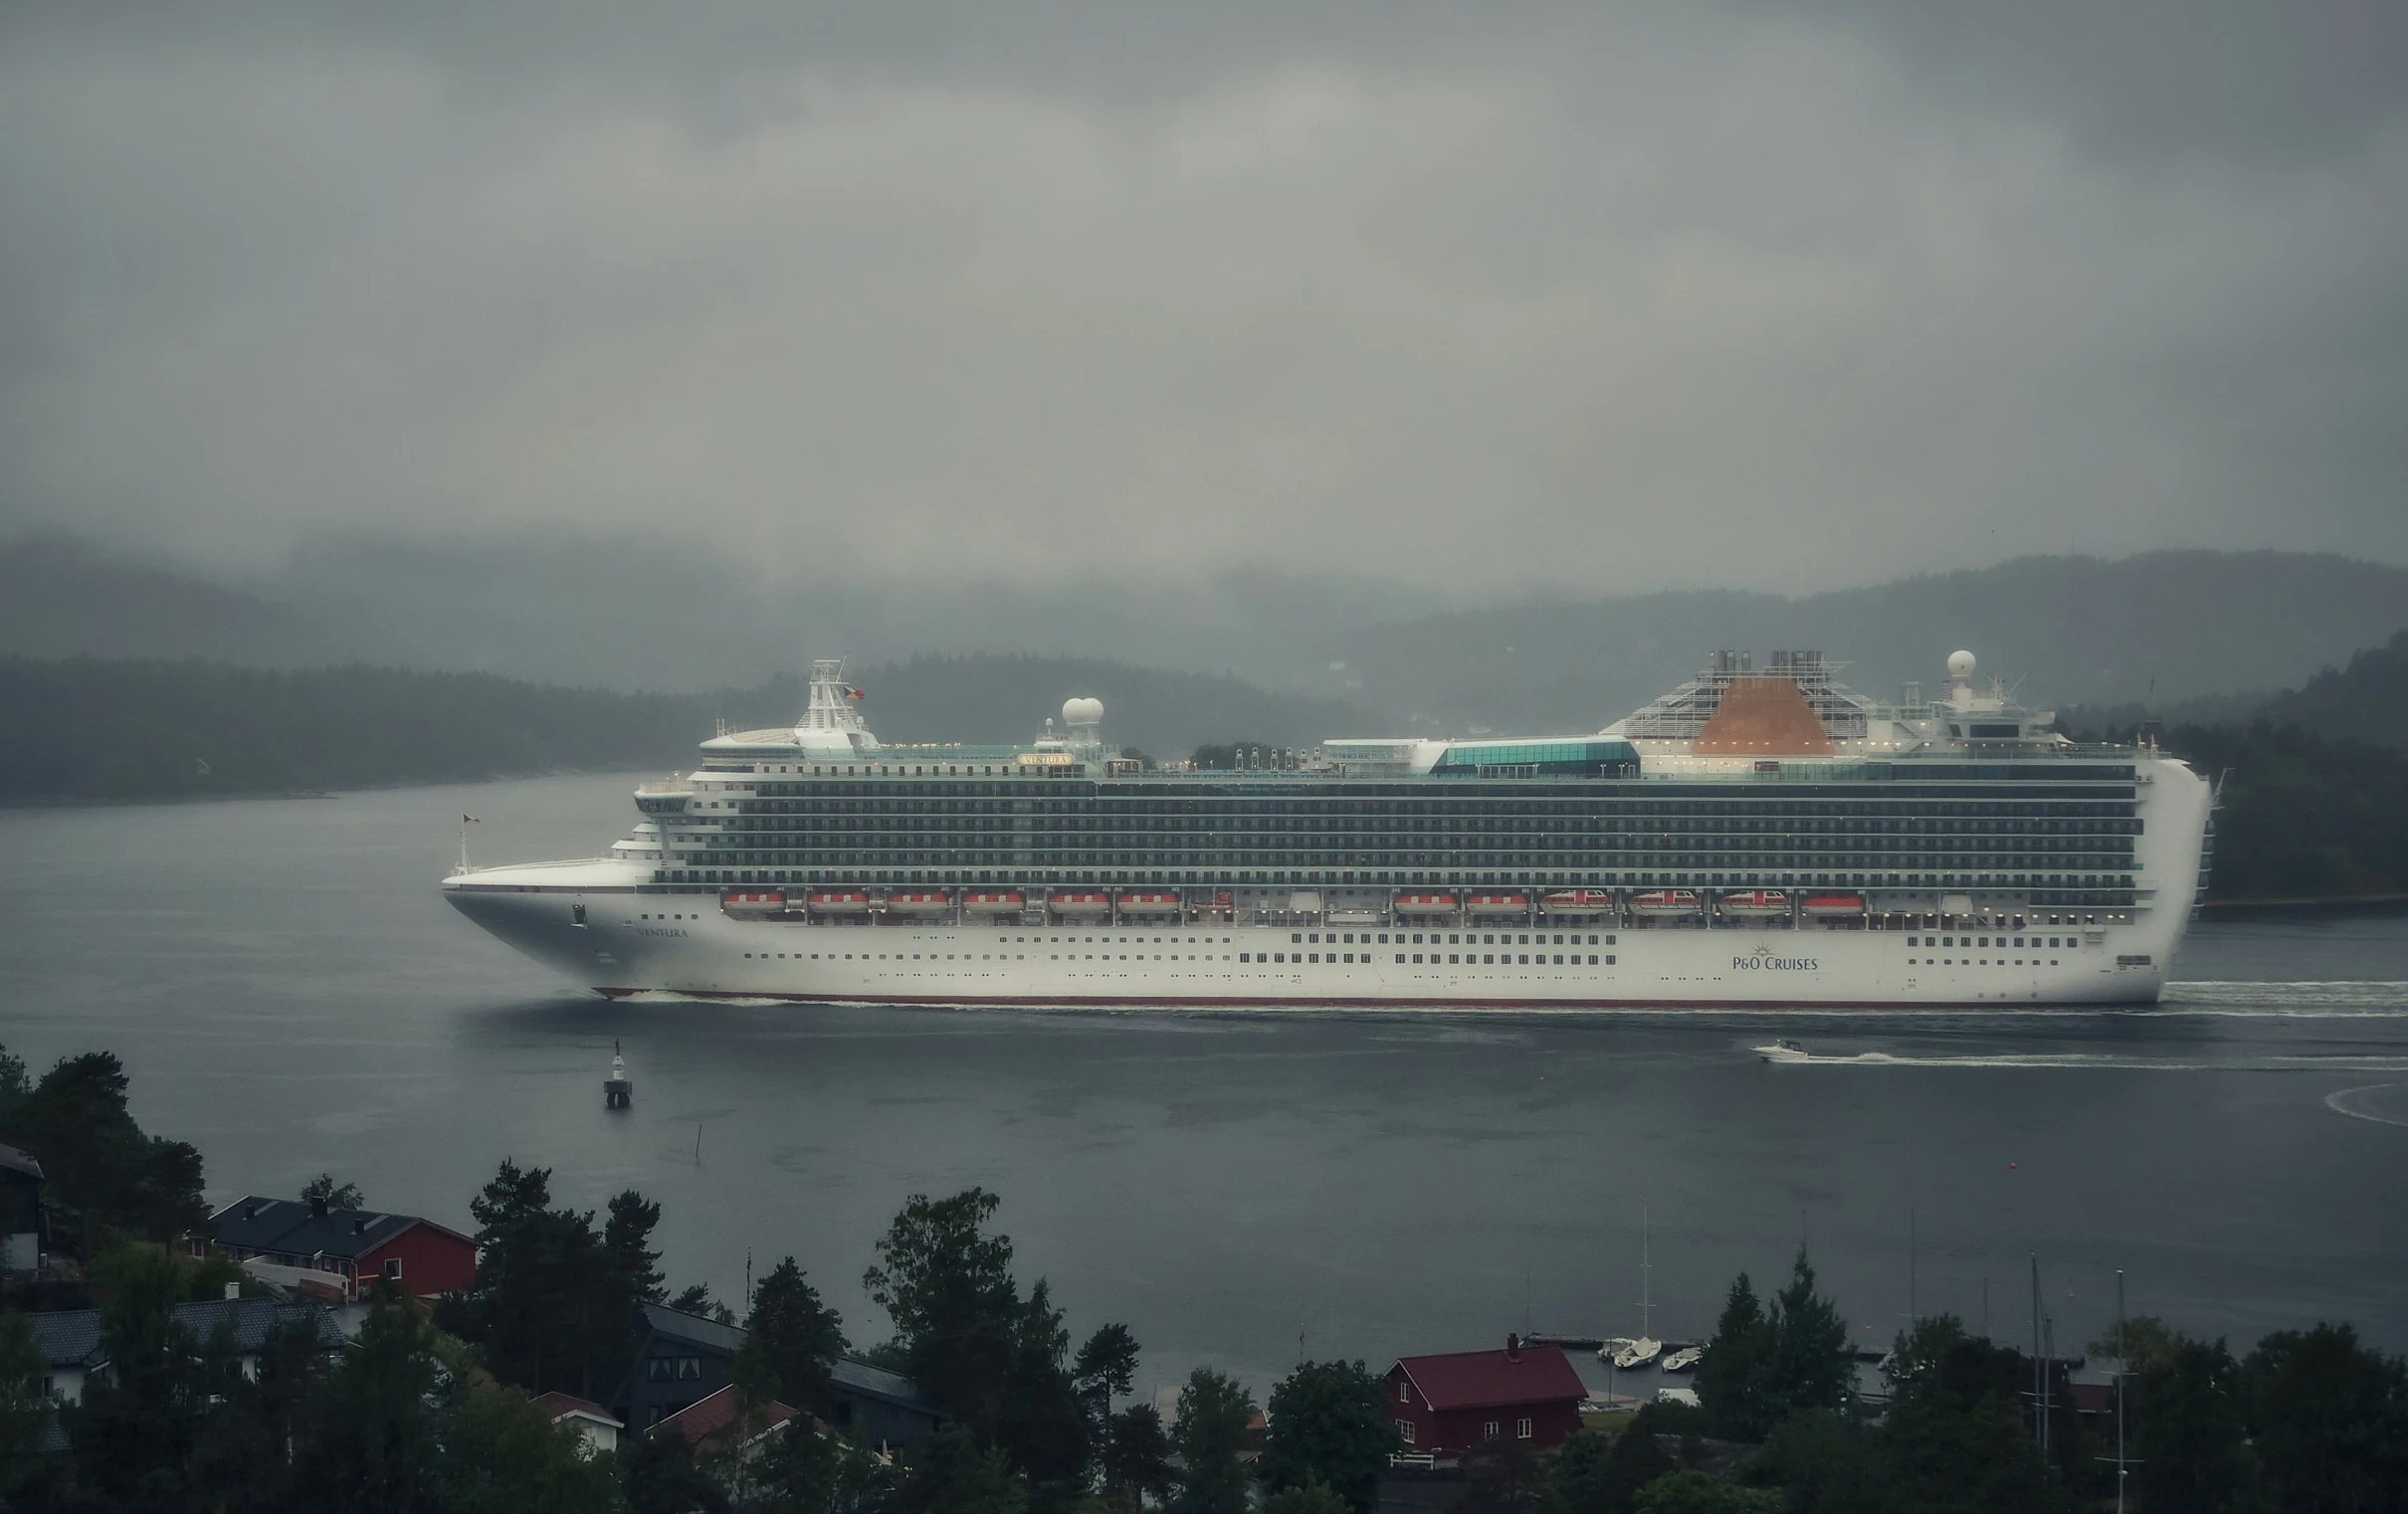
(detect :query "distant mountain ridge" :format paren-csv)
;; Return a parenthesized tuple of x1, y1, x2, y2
(1333, 552, 2408, 736)
(4, 533, 2405, 734)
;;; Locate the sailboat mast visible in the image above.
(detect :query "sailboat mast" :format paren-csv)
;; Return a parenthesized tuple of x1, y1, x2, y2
(1638, 1205, 1654, 1338)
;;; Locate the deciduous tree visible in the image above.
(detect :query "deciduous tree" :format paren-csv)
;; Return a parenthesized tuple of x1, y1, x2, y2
(1260, 1359, 1397, 1514)
(303, 1172, 365, 1211)
(1169, 1368, 1256, 1514)
(2241, 1322, 2408, 1514)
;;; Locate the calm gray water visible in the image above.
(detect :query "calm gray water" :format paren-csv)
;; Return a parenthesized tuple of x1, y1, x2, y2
(4, 773, 2406, 1398)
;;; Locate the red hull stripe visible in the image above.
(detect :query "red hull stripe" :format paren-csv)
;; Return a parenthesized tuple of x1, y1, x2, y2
(589, 988, 2139, 1011)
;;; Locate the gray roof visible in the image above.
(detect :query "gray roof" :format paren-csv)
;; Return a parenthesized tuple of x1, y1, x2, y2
(26, 1310, 103, 1369)
(640, 1302, 747, 1356)
(831, 1357, 946, 1415)
(171, 1297, 347, 1354)
(0, 1143, 42, 1183)
(24, 1299, 343, 1368)
(208, 1196, 462, 1262)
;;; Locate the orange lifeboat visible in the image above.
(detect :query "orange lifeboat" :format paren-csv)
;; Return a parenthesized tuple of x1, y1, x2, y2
(720, 889, 788, 918)
(1540, 888, 1613, 917)
(1049, 890, 1111, 918)
(1629, 889, 1701, 916)
(1466, 892, 1529, 916)
(962, 890, 1025, 916)
(1394, 892, 1459, 917)
(1800, 893, 1866, 917)
(1718, 889, 1790, 918)
(885, 890, 954, 917)
(806, 889, 873, 915)
(1117, 891, 1183, 916)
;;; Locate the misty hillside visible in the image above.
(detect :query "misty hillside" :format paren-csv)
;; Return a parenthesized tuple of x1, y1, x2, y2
(2252, 630, 2408, 754)
(5, 534, 2406, 734)
(0, 658, 707, 803)
(1334, 552, 2408, 735)
(0, 653, 1358, 803)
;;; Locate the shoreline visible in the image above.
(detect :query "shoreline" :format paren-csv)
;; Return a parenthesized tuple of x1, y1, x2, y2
(2198, 894, 2408, 919)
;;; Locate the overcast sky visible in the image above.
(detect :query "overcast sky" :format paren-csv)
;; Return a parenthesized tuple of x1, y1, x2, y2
(2, 1, 2402, 597)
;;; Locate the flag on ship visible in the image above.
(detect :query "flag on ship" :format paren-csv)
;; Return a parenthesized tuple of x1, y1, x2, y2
(463, 814, 481, 824)
(845, 686, 864, 700)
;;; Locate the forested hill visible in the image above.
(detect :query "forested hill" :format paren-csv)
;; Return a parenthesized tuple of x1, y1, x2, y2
(2160, 723, 2408, 901)
(2253, 629, 2408, 754)
(0, 658, 710, 803)
(0, 654, 1366, 803)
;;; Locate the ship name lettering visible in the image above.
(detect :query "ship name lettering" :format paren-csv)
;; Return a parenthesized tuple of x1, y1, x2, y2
(1733, 955, 1818, 972)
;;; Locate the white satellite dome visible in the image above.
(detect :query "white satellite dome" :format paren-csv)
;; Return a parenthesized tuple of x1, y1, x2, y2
(1063, 697, 1104, 726)
(1946, 650, 1977, 678)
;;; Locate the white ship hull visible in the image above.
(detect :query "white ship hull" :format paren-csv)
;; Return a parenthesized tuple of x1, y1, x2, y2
(444, 862, 2188, 1009)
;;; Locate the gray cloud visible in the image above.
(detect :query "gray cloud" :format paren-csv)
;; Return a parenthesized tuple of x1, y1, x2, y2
(2, 2, 2402, 598)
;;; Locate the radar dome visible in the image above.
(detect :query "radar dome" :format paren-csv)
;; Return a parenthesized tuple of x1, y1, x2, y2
(1063, 697, 1104, 726)
(1946, 650, 1977, 678)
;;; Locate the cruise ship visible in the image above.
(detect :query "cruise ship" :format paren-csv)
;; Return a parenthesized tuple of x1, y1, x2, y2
(442, 650, 2213, 1009)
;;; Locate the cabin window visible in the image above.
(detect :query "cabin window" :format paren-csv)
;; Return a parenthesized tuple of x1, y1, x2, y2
(1398, 1383, 1410, 1403)
(1483, 1420, 1500, 1440)
(1516, 1419, 1532, 1439)
(1398, 1420, 1415, 1443)
(382, 1257, 403, 1281)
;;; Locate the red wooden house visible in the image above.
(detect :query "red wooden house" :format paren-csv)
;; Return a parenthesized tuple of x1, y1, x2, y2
(205, 1195, 478, 1301)
(1386, 1337, 1586, 1459)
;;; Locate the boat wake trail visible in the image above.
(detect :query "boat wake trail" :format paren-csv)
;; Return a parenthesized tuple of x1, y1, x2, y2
(1757, 1048, 2408, 1073)
(2325, 1084, 2408, 1127)
(2155, 981, 2408, 1016)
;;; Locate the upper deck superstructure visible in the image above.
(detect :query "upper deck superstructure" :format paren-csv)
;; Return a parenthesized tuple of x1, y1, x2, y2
(444, 651, 2213, 1008)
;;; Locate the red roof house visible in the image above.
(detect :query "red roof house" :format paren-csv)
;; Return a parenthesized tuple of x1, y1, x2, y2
(206, 1196, 477, 1301)
(1386, 1337, 1587, 1459)
(656, 1384, 801, 1456)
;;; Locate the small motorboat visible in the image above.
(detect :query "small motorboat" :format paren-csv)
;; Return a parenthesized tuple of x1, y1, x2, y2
(1048, 891, 1111, 918)
(1756, 1039, 1811, 1063)
(1659, 1346, 1704, 1373)
(962, 890, 1026, 916)
(1394, 892, 1459, 917)
(805, 889, 873, 915)
(884, 890, 954, 917)
(1466, 892, 1529, 916)
(1801, 892, 1866, 917)
(1614, 1337, 1663, 1371)
(1116, 891, 1184, 916)
(1596, 1337, 1637, 1363)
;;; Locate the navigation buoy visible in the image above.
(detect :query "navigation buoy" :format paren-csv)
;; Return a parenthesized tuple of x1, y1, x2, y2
(2008, 1161, 2018, 1170)
(605, 1040, 633, 1109)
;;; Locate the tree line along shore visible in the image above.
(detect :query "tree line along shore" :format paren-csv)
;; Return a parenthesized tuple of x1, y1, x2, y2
(1, 1041, 2402, 1513)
